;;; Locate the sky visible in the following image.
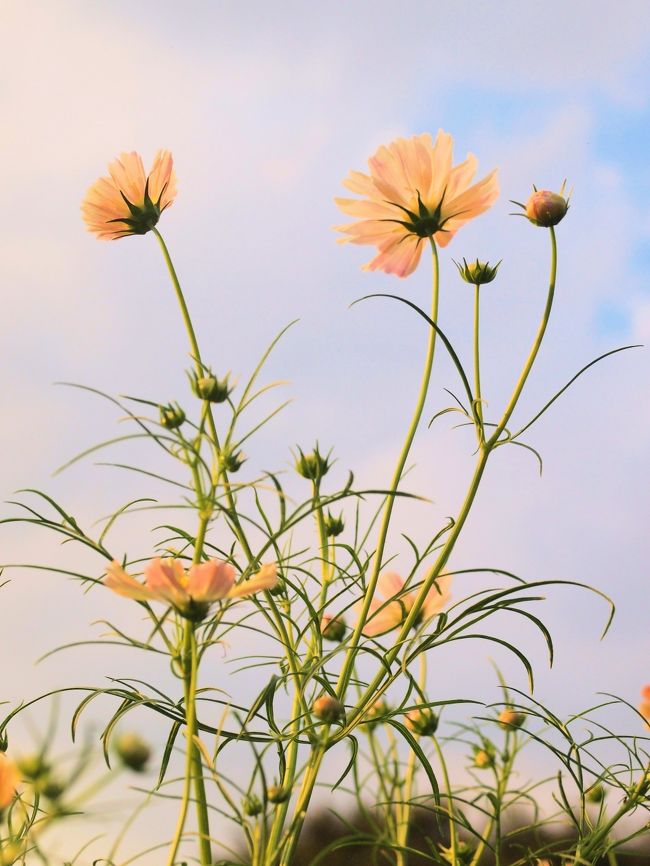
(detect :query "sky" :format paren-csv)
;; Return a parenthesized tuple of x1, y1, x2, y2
(1, 0, 650, 860)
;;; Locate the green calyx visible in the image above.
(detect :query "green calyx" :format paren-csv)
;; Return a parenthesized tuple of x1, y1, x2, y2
(384, 189, 449, 239)
(108, 178, 170, 236)
(454, 257, 501, 285)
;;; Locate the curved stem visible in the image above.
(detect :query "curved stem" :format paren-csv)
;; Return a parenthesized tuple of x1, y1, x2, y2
(336, 239, 440, 698)
(473, 283, 484, 443)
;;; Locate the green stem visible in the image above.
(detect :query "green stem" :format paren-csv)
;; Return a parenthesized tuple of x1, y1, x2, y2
(336, 238, 440, 698)
(395, 655, 427, 866)
(432, 735, 458, 865)
(166, 625, 211, 866)
(473, 283, 484, 442)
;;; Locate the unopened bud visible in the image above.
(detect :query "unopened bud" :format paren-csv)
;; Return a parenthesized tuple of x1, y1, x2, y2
(324, 511, 344, 537)
(242, 794, 263, 816)
(498, 708, 525, 729)
(16, 754, 48, 781)
(192, 371, 232, 404)
(586, 783, 605, 803)
(454, 258, 500, 286)
(312, 694, 344, 723)
(524, 187, 569, 227)
(363, 699, 389, 729)
(0, 843, 22, 866)
(266, 784, 290, 804)
(295, 445, 331, 483)
(220, 447, 246, 473)
(404, 708, 438, 737)
(114, 732, 151, 773)
(320, 614, 346, 643)
(473, 747, 495, 769)
(159, 402, 185, 430)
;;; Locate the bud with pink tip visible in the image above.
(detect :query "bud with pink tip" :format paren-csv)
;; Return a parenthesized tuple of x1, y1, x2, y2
(524, 185, 569, 227)
(320, 614, 346, 643)
(312, 694, 344, 723)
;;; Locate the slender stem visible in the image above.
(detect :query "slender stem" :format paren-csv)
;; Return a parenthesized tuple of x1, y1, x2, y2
(473, 283, 484, 443)
(336, 238, 440, 698)
(166, 625, 211, 866)
(432, 735, 458, 864)
(395, 655, 427, 866)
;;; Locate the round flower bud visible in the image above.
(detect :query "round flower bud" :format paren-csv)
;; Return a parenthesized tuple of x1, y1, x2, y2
(324, 511, 345, 538)
(525, 189, 569, 227)
(473, 747, 495, 769)
(498, 708, 525, 729)
(363, 698, 389, 730)
(159, 402, 186, 430)
(454, 258, 501, 285)
(114, 732, 151, 773)
(404, 708, 439, 737)
(17, 754, 48, 781)
(0, 843, 22, 866)
(320, 614, 346, 643)
(192, 372, 232, 404)
(295, 445, 332, 483)
(39, 777, 65, 801)
(586, 783, 605, 804)
(242, 794, 263, 816)
(266, 784, 290, 804)
(312, 694, 345, 723)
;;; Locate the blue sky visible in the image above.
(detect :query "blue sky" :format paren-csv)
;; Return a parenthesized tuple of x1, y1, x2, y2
(1, 0, 650, 858)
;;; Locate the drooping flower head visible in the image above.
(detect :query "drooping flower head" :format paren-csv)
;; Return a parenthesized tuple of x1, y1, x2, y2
(104, 558, 277, 621)
(361, 570, 451, 637)
(0, 753, 19, 809)
(82, 150, 177, 240)
(335, 131, 499, 277)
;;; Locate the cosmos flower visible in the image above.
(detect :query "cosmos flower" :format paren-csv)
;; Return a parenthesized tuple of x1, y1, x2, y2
(104, 558, 277, 620)
(639, 684, 650, 728)
(0, 753, 19, 809)
(335, 131, 499, 277)
(361, 570, 451, 637)
(81, 150, 177, 240)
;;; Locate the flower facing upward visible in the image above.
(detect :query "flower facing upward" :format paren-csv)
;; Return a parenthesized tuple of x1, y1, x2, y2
(0, 753, 19, 809)
(361, 571, 451, 637)
(82, 150, 177, 240)
(335, 131, 499, 277)
(104, 558, 277, 621)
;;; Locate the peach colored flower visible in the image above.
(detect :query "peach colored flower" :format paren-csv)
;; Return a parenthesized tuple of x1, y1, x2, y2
(0, 753, 19, 809)
(361, 571, 451, 637)
(335, 131, 498, 277)
(82, 150, 176, 240)
(639, 684, 650, 729)
(104, 558, 277, 620)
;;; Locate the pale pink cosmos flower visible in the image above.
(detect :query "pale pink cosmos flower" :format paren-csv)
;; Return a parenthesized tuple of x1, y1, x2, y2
(335, 131, 499, 277)
(639, 684, 650, 729)
(361, 570, 452, 637)
(104, 558, 277, 620)
(0, 753, 19, 809)
(82, 150, 177, 240)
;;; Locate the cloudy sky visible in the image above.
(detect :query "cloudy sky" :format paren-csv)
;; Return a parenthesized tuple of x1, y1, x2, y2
(1, 0, 650, 859)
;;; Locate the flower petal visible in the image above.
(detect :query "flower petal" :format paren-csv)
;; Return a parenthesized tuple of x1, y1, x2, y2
(422, 572, 452, 621)
(0, 754, 19, 809)
(228, 563, 278, 598)
(187, 559, 236, 602)
(104, 561, 154, 601)
(144, 558, 188, 607)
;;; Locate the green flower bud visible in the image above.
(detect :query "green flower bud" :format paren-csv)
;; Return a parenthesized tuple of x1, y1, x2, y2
(295, 444, 332, 483)
(114, 732, 151, 773)
(0, 843, 22, 866)
(404, 707, 438, 736)
(324, 511, 344, 537)
(454, 257, 501, 285)
(220, 447, 246, 473)
(497, 708, 525, 729)
(242, 794, 263, 816)
(320, 614, 346, 643)
(192, 371, 232, 404)
(39, 778, 65, 801)
(17, 754, 49, 781)
(266, 784, 290, 804)
(312, 694, 345, 723)
(159, 402, 186, 430)
(473, 745, 496, 769)
(586, 783, 606, 804)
